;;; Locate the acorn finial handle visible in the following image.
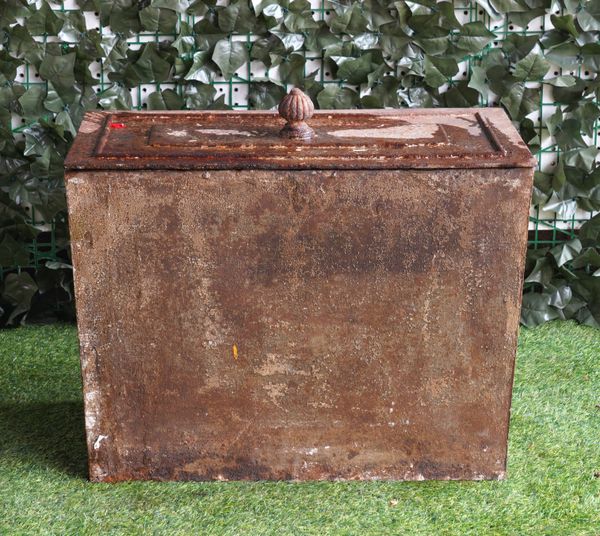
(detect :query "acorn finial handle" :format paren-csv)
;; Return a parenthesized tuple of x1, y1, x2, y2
(278, 88, 315, 140)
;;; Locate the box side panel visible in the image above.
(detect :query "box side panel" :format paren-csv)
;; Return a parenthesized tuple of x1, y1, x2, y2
(65, 171, 120, 480)
(67, 167, 532, 481)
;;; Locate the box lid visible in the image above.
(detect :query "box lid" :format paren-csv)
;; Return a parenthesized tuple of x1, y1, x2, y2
(65, 108, 535, 171)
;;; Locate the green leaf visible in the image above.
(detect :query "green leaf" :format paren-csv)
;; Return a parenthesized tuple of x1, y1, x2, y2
(2, 272, 38, 325)
(184, 51, 214, 84)
(500, 83, 538, 120)
(98, 84, 133, 110)
(579, 214, 600, 247)
(577, 0, 600, 31)
(0, 233, 30, 267)
(581, 43, 600, 72)
(524, 256, 554, 285)
(502, 34, 538, 62)
(454, 22, 495, 53)
(424, 56, 458, 88)
(543, 42, 580, 69)
(520, 292, 560, 327)
(248, 82, 286, 110)
(147, 89, 184, 110)
(513, 54, 549, 81)
(18, 86, 47, 119)
(335, 53, 379, 85)
(139, 7, 178, 33)
(550, 239, 582, 267)
(572, 247, 600, 269)
(550, 14, 579, 37)
(413, 27, 450, 55)
(212, 39, 248, 80)
(129, 43, 172, 84)
(218, 0, 255, 33)
(468, 65, 489, 96)
(316, 85, 359, 109)
(27, 2, 64, 36)
(39, 53, 76, 94)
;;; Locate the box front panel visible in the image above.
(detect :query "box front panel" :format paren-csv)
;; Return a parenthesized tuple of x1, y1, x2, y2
(66, 168, 531, 481)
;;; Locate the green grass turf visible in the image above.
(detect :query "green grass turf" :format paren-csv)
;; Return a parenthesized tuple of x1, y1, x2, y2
(0, 322, 598, 535)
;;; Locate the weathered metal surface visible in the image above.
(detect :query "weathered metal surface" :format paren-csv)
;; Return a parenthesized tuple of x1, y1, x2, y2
(66, 155, 533, 480)
(65, 109, 535, 172)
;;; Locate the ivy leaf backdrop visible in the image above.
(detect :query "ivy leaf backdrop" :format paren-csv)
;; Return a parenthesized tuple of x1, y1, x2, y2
(0, 0, 599, 327)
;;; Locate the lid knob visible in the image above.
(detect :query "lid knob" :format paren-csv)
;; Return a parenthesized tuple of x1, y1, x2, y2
(278, 88, 315, 141)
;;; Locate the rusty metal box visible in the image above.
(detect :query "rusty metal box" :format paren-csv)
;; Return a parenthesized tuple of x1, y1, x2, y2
(65, 107, 534, 482)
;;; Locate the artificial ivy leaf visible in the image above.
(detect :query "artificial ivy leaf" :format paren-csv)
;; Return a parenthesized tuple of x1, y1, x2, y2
(502, 34, 538, 62)
(151, 0, 193, 12)
(98, 84, 133, 110)
(577, 0, 600, 31)
(524, 256, 554, 285)
(335, 53, 379, 85)
(248, 82, 286, 109)
(513, 53, 549, 81)
(184, 50, 214, 83)
(27, 2, 64, 36)
(2, 272, 38, 325)
(218, 0, 255, 33)
(548, 284, 573, 310)
(7, 25, 44, 66)
(146, 89, 183, 110)
(329, 3, 369, 34)
(0, 234, 30, 267)
(443, 81, 479, 107)
(212, 39, 248, 80)
(317, 85, 359, 109)
(573, 102, 600, 137)
(520, 292, 560, 327)
(129, 43, 173, 84)
(500, 83, 538, 120)
(454, 22, 495, 53)
(18, 86, 47, 119)
(251, 34, 286, 67)
(424, 56, 458, 88)
(550, 238, 582, 267)
(532, 171, 551, 205)
(544, 75, 576, 87)
(551, 117, 586, 150)
(413, 27, 450, 55)
(468, 65, 489, 96)
(579, 214, 600, 247)
(98, 0, 141, 34)
(581, 43, 600, 72)
(39, 52, 76, 94)
(563, 147, 599, 173)
(550, 14, 579, 37)
(520, 117, 540, 151)
(543, 192, 578, 219)
(284, 0, 318, 33)
(172, 21, 195, 56)
(139, 7, 178, 33)
(572, 247, 600, 269)
(361, 76, 400, 108)
(543, 42, 580, 69)
(275, 52, 306, 86)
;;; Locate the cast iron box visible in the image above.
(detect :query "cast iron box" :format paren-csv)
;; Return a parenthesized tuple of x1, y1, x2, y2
(65, 105, 535, 482)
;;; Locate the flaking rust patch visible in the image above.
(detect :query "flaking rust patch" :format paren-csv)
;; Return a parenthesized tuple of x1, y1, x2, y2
(329, 124, 439, 140)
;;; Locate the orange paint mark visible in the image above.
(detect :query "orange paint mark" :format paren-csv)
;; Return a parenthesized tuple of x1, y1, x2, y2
(232, 344, 238, 360)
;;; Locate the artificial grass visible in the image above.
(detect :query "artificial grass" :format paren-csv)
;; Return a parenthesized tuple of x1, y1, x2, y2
(0, 323, 598, 535)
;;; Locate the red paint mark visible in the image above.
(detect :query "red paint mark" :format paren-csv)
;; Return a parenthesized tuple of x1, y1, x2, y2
(109, 122, 126, 129)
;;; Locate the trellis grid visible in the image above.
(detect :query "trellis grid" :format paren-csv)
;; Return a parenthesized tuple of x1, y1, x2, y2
(7, 0, 599, 275)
